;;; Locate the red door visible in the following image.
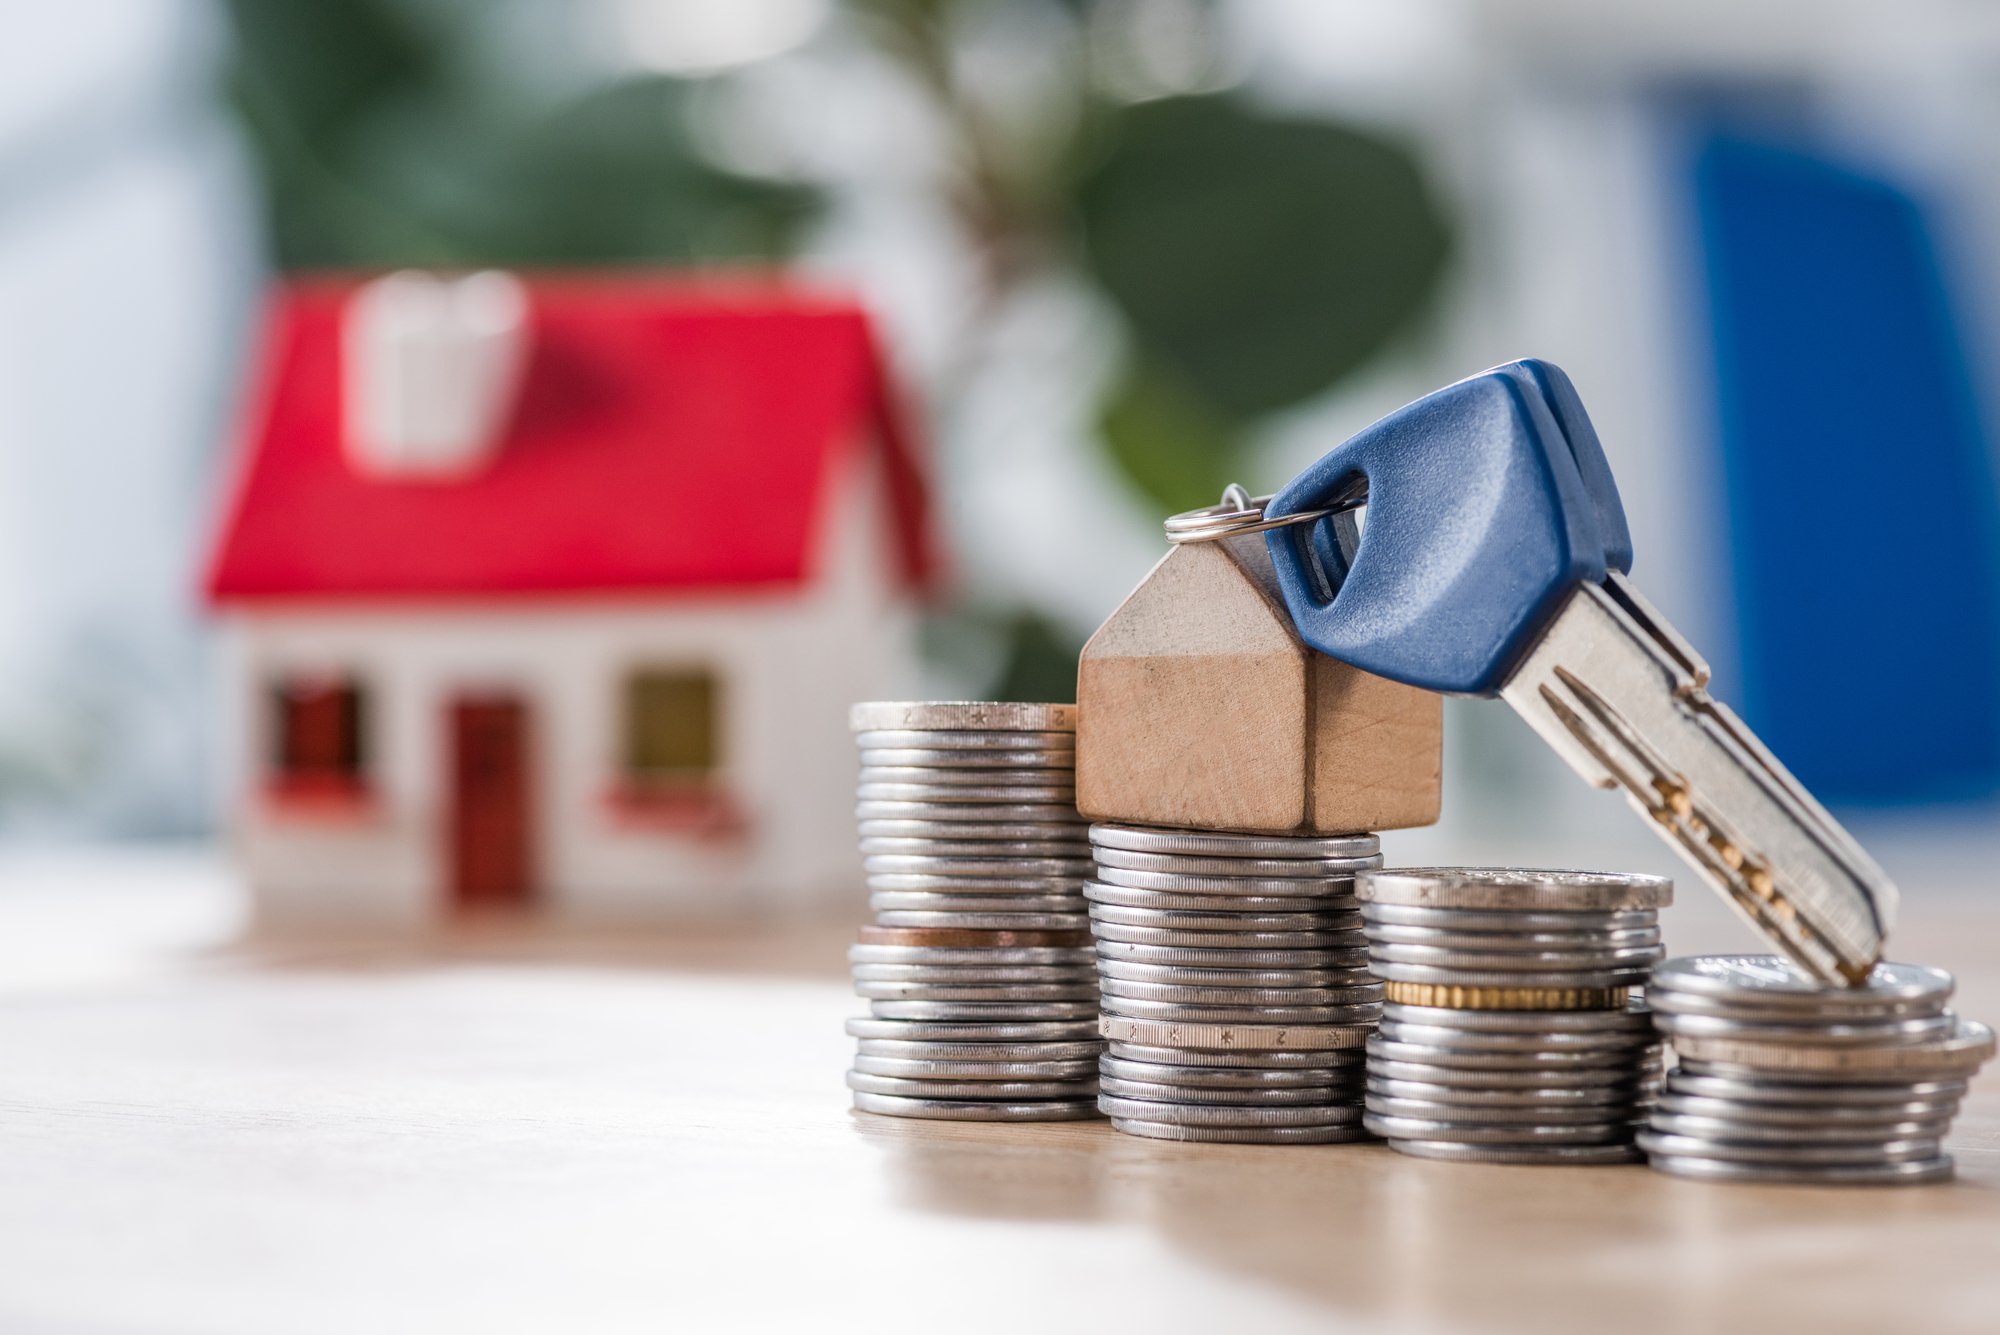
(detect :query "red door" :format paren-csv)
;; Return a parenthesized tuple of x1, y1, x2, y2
(448, 696, 534, 913)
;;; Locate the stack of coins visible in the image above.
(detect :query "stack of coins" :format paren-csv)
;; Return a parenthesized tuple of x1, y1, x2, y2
(1641, 955, 1996, 1185)
(1087, 825, 1384, 1143)
(844, 702, 1102, 1121)
(1358, 868, 1673, 1165)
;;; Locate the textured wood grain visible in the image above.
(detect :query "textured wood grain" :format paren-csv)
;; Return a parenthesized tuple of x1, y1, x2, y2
(1077, 537, 1441, 833)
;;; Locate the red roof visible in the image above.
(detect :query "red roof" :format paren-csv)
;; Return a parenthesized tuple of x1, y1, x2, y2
(206, 273, 936, 604)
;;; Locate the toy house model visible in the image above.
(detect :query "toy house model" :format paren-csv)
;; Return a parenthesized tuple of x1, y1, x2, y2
(1076, 533, 1442, 834)
(206, 271, 935, 929)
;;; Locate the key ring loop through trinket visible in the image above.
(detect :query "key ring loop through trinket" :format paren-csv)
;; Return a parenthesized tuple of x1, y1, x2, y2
(1163, 478, 1367, 545)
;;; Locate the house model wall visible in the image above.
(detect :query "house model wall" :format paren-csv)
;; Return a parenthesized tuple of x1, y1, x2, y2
(206, 273, 934, 930)
(1076, 533, 1442, 835)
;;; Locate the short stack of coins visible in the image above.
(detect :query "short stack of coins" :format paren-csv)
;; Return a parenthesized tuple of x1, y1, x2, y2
(1358, 868, 1673, 1165)
(1641, 955, 1996, 1185)
(844, 701, 1102, 1121)
(1087, 825, 1384, 1143)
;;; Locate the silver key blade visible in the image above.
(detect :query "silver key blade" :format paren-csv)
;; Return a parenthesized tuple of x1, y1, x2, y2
(1498, 572, 1897, 986)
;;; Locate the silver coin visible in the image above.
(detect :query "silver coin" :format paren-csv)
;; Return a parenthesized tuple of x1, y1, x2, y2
(856, 1039, 1104, 1061)
(846, 1016, 1100, 1042)
(1097, 1095, 1366, 1127)
(1358, 868, 1673, 912)
(1663, 1071, 1969, 1107)
(871, 999, 1099, 1020)
(1377, 1019, 1658, 1054)
(869, 894, 1084, 915)
(852, 1090, 1100, 1121)
(848, 945, 1094, 967)
(1366, 1094, 1639, 1126)
(1092, 942, 1368, 970)
(1646, 1111, 1953, 1145)
(876, 912, 1089, 931)
(858, 782, 1078, 804)
(1098, 1056, 1357, 1088)
(1387, 1139, 1643, 1165)
(845, 1071, 1095, 1100)
(1096, 959, 1374, 989)
(1642, 990, 1947, 1024)
(850, 963, 1096, 983)
(868, 874, 1086, 893)
(860, 837, 1092, 859)
(1099, 978, 1382, 1007)
(1643, 1152, 1955, 1185)
(852, 1054, 1101, 1080)
(1097, 1076, 1358, 1106)
(1367, 1037, 1661, 1071)
(1366, 1057, 1650, 1090)
(859, 764, 1077, 787)
(1380, 1001, 1654, 1033)
(1102, 996, 1380, 1025)
(1367, 1077, 1643, 1108)
(1084, 882, 1361, 914)
(1089, 903, 1363, 932)
(1668, 1018, 1995, 1076)
(1366, 943, 1664, 972)
(848, 702, 1078, 733)
(1107, 1040, 1365, 1069)
(865, 854, 1094, 877)
(1650, 1011, 1957, 1048)
(859, 818, 1087, 842)
(1673, 1055, 1981, 1087)
(855, 800, 1084, 824)
(1109, 1118, 1376, 1144)
(1368, 962, 1649, 989)
(1092, 922, 1365, 950)
(1648, 955, 1954, 1013)
(1363, 1113, 1638, 1145)
(1087, 824, 1378, 859)
(1095, 864, 1378, 896)
(855, 980, 1098, 1002)
(1090, 846, 1377, 878)
(1360, 903, 1659, 932)
(868, 891, 1088, 911)
(856, 747, 1075, 770)
(853, 728, 1075, 751)
(1635, 1129, 1941, 1166)
(1362, 923, 1662, 951)
(1100, 1016, 1371, 1051)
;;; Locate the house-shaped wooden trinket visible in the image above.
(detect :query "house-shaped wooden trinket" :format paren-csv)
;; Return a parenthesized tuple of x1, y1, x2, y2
(1076, 533, 1442, 835)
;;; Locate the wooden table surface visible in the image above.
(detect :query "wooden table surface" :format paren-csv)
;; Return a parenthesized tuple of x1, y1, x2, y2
(0, 847, 1996, 1334)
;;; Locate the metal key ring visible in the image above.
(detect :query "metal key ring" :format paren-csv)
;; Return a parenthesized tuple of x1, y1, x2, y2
(1164, 479, 1368, 545)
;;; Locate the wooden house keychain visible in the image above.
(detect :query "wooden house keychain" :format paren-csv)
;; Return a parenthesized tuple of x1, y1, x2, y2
(1076, 484, 1443, 836)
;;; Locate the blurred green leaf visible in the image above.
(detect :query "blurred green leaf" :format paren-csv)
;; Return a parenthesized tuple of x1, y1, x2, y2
(221, 2, 817, 269)
(1098, 361, 1241, 514)
(990, 611, 1084, 704)
(1073, 94, 1450, 419)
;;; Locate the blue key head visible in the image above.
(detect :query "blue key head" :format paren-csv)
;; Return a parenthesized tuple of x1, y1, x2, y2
(1264, 364, 1612, 695)
(1501, 359, 1633, 574)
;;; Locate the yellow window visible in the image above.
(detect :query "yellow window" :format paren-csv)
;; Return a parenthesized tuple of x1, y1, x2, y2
(625, 669, 720, 781)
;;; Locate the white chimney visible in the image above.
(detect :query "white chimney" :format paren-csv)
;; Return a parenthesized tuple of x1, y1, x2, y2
(341, 269, 531, 478)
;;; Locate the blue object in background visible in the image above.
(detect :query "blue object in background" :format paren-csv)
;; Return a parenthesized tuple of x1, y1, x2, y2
(1691, 130, 2000, 804)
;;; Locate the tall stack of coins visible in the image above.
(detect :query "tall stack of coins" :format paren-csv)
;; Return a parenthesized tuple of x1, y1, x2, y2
(1358, 868, 1673, 1164)
(1641, 955, 1996, 1185)
(1087, 825, 1383, 1143)
(844, 702, 1102, 1121)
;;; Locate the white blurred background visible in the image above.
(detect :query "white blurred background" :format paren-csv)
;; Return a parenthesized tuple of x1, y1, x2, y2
(3, 0, 1998, 930)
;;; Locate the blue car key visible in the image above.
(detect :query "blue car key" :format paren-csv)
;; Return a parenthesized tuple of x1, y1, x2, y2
(1259, 359, 1897, 986)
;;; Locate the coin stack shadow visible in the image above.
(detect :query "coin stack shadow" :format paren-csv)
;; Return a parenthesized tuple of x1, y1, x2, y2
(1087, 825, 1384, 1143)
(1358, 868, 1673, 1165)
(1641, 954, 1997, 1185)
(844, 702, 1103, 1122)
